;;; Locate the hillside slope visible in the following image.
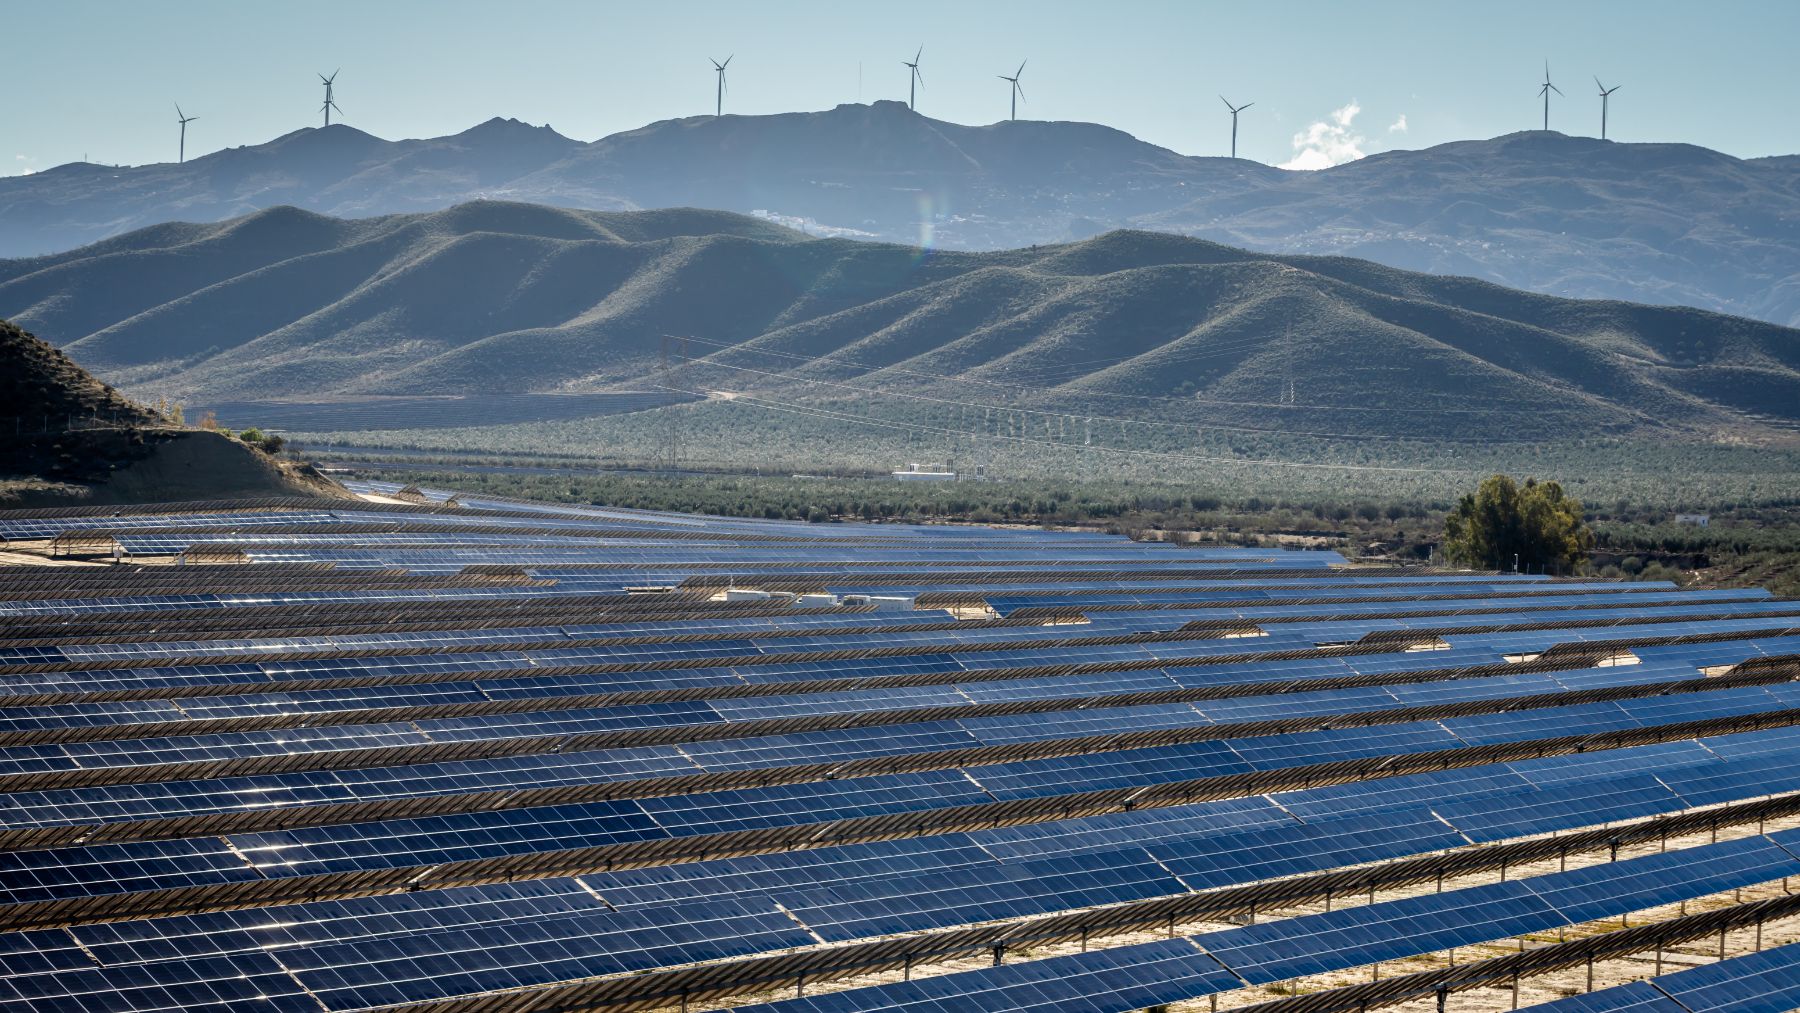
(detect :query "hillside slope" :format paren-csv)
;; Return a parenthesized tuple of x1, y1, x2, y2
(4, 108, 1797, 324)
(3, 203, 1797, 445)
(0, 318, 348, 507)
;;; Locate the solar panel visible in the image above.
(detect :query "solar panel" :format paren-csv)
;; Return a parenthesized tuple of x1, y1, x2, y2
(1522, 940, 1800, 1013)
(3, 489, 1798, 1013)
(733, 938, 1243, 1013)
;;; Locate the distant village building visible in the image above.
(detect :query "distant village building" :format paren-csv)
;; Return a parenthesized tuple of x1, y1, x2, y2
(1675, 514, 1710, 527)
(893, 462, 956, 482)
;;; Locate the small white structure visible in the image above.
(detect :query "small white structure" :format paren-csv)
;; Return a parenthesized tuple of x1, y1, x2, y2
(893, 462, 956, 482)
(793, 593, 841, 608)
(842, 594, 914, 612)
(722, 588, 778, 602)
(1675, 514, 1710, 527)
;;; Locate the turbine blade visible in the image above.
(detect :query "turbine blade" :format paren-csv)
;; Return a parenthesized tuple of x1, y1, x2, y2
(1220, 95, 1233, 110)
(915, 45, 923, 62)
(1550, 83, 1563, 95)
(915, 68, 924, 86)
(1240, 101, 1253, 110)
(1595, 75, 1605, 91)
(723, 54, 733, 68)
(1015, 83, 1025, 102)
(1016, 60, 1026, 77)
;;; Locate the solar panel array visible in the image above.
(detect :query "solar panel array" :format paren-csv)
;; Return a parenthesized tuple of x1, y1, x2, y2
(1524, 939, 1800, 1013)
(2, 484, 1800, 1013)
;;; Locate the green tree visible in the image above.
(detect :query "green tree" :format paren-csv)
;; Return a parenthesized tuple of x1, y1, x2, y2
(1443, 474, 1592, 573)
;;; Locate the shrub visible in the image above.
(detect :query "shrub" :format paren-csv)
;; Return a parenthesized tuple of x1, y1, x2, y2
(236, 427, 286, 455)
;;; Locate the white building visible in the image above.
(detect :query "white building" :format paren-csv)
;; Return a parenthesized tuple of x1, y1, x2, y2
(893, 462, 956, 482)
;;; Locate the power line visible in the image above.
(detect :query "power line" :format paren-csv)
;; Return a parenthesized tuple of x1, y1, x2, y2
(672, 352, 1552, 445)
(653, 385, 1476, 475)
(671, 333, 1614, 418)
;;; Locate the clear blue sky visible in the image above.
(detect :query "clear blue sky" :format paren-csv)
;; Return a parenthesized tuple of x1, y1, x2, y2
(7, 0, 1796, 174)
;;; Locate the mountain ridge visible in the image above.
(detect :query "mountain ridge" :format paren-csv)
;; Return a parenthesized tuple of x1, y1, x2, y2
(8, 107, 1796, 324)
(3, 202, 1796, 445)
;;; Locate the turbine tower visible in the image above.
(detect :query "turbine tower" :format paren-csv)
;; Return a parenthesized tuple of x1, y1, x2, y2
(998, 61, 1026, 121)
(1538, 61, 1562, 131)
(711, 55, 732, 116)
(1595, 76, 1621, 140)
(903, 46, 923, 111)
(1220, 96, 1253, 159)
(319, 70, 342, 127)
(175, 103, 197, 164)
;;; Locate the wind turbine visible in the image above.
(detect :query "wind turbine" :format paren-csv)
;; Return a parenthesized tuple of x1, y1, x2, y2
(1595, 76, 1621, 140)
(903, 46, 923, 111)
(319, 70, 342, 127)
(711, 55, 732, 116)
(1538, 61, 1562, 131)
(1220, 96, 1253, 159)
(175, 103, 197, 163)
(998, 61, 1026, 121)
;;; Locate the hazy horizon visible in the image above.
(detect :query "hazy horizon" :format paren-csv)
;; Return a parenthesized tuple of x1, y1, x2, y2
(6, 0, 1799, 176)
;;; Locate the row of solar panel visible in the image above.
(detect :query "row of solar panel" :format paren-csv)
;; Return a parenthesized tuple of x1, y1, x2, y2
(8, 690, 1800, 907)
(5, 750, 1796, 1012)
(0, 644, 1721, 784)
(9, 622, 1800, 743)
(0, 651, 1754, 824)
(1527, 938, 1800, 1013)
(10, 634, 1800, 782)
(111, 529, 1270, 559)
(0, 587, 1773, 667)
(0, 572, 1587, 617)
(0, 493, 1165, 541)
(734, 835, 1800, 1013)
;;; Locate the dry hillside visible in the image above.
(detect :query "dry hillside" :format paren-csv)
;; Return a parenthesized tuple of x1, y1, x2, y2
(0, 318, 348, 507)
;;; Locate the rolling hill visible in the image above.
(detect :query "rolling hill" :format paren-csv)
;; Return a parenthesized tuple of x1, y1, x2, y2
(4, 106, 1797, 324)
(2, 202, 1797, 445)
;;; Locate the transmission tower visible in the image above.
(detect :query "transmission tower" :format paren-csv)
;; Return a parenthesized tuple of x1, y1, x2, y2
(659, 335, 690, 471)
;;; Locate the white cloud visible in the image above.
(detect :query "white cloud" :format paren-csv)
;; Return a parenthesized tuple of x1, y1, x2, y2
(1279, 102, 1367, 171)
(1388, 114, 1408, 133)
(8, 155, 35, 177)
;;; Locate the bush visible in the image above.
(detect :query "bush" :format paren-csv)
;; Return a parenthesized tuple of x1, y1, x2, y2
(236, 428, 286, 455)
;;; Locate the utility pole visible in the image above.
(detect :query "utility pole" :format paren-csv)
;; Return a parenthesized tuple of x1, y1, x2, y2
(659, 335, 689, 472)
